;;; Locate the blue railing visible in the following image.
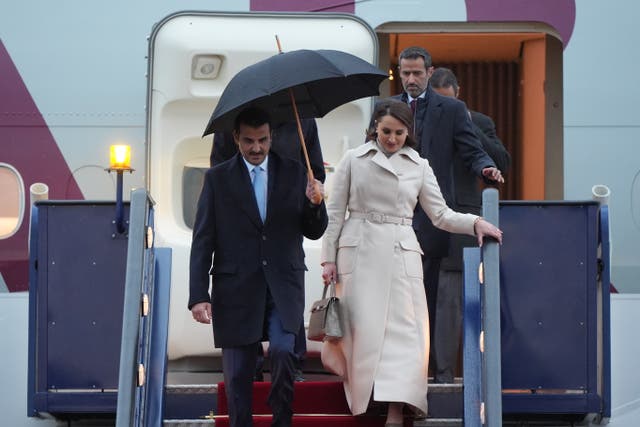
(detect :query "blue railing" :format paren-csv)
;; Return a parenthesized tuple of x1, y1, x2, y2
(462, 188, 502, 426)
(463, 191, 611, 425)
(598, 205, 611, 422)
(116, 189, 172, 427)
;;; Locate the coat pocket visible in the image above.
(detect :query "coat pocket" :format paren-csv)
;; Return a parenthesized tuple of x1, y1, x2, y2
(210, 263, 238, 302)
(336, 235, 359, 275)
(290, 260, 308, 271)
(399, 239, 424, 278)
(210, 263, 238, 276)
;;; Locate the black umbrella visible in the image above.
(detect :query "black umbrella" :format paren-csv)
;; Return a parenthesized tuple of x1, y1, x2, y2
(203, 45, 387, 203)
(202, 48, 388, 136)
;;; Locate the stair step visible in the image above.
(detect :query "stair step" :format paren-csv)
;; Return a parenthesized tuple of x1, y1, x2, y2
(217, 381, 462, 417)
(164, 384, 218, 420)
(415, 419, 463, 427)
(198, 414, 407, 426)
(164, 381, 463, 422)
(427, 384, 463, 419)
(217, 381, 350, 415)
(163, 421, 214, 426)
(162, 418, 463, 427)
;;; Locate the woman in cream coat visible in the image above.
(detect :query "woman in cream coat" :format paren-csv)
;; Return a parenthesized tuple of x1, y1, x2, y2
(321, 100, 502, 426)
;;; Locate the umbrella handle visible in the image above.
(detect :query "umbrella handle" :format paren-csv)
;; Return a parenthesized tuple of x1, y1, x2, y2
(307, 170, 323, 205)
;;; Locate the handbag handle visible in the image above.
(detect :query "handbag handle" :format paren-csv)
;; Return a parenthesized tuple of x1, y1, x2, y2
(322, 280, 337, 299)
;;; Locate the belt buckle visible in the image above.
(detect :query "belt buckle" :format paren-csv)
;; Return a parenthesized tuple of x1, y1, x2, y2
(368, 212, 384, 223)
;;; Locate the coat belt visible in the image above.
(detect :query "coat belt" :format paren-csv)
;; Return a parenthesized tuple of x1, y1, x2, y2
(349, 211, 413, 226)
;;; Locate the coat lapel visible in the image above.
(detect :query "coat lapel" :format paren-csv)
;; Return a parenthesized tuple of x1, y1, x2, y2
(355, 141, 398, 177)
(264, 153, 279, 226)
(228, 154, 264, 229)
(371, 149, 398, 177)
(420, 87, 442, 158)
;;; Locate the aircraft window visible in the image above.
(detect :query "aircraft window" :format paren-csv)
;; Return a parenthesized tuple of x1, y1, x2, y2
(183, 162, 208, 229)
(0, 163, 25, 239)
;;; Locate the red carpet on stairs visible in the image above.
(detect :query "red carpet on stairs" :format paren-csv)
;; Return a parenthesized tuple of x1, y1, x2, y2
(215, 381, 413, 427)
(218, 381, 350, 414)
(213, 414, 407, 427)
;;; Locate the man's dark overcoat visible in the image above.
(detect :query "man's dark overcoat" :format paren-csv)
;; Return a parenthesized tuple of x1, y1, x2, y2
(189, 151, 328, 347)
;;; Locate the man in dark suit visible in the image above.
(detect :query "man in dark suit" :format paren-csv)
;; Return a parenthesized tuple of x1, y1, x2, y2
(389, 46, 504, 382)
(210, 118, 326, 382)
(430, 67, 511, 382)
(190, 107, 328, 427)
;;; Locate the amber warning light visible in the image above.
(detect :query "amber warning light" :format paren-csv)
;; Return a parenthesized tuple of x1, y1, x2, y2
(106, 144, 134, 234)
(109, 144, 132, 170)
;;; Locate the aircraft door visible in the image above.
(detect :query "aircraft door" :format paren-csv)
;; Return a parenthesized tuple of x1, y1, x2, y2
(146, 12, 379, 359)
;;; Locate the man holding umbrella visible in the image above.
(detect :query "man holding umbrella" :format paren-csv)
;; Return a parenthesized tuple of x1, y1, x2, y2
(210, 117, 325, 383)
(189, 106, 328, 427)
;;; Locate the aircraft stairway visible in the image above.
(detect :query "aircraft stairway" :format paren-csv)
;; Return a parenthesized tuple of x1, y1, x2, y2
(27, 189, 612, 426)
(160, 379, 463, 426)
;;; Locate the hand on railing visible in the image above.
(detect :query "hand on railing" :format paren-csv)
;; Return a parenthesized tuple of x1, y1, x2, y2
(474, 217, 503, 246)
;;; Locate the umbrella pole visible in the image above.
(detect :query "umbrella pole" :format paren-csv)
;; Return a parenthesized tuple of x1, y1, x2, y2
(276, 36, 321, 204)
(287, 89, 322, 204)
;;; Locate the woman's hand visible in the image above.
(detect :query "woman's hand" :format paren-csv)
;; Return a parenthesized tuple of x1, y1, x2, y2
(322, 262, 337, 285)
(474, 218, 503, 246)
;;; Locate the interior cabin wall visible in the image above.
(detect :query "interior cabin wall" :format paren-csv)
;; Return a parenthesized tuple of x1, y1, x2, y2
(436, 61, 520, 201)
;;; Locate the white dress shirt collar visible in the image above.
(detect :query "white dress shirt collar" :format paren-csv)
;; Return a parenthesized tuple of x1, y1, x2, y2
(407, 91, 426, 104)
(242, 155, 269, 179)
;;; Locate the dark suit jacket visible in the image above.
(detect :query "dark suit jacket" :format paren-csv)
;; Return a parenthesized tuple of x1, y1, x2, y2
(189, 151, 328, 348)
(210, 118, 326, 183)
(442, 110, 511, 270)
(389, 86, 496, 257)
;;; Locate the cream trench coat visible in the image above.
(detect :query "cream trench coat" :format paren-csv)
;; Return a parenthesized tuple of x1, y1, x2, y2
(320, 141, 478, 415)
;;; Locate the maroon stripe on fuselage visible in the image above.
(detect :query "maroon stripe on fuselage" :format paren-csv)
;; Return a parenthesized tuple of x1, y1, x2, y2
(465, 0, 576, 48)
(0, 40, 83, 292)
(250, 0, 354, 13)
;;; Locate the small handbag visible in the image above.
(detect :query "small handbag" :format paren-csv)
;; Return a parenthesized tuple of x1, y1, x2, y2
(308, 281, 343, 342)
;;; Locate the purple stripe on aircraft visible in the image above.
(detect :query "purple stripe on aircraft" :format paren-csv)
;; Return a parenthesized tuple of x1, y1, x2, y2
(466, 0, 576, 48)
(250, 0, 354, 13)
(0, 40, 83, 292)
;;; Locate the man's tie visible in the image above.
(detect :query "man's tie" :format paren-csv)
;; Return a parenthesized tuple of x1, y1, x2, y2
(252, 166, 266, 222)
(410, 99, 417, 135)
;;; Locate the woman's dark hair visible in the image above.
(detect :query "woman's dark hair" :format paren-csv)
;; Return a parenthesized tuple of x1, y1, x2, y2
(366, 100, 417, 148)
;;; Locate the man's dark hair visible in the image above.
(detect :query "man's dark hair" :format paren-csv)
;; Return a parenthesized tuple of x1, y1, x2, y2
(398, 46, 432, 68)
(233, 106, 272, 133)
(430, 67, 459, 93)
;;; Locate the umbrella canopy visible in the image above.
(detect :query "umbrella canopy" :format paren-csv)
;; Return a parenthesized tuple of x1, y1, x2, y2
(202, 49, 388, 136)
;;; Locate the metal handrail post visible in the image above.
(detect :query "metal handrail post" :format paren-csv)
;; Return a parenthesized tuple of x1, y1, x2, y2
(116, 188, 151, 426)
(481, 188, 502, 426)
